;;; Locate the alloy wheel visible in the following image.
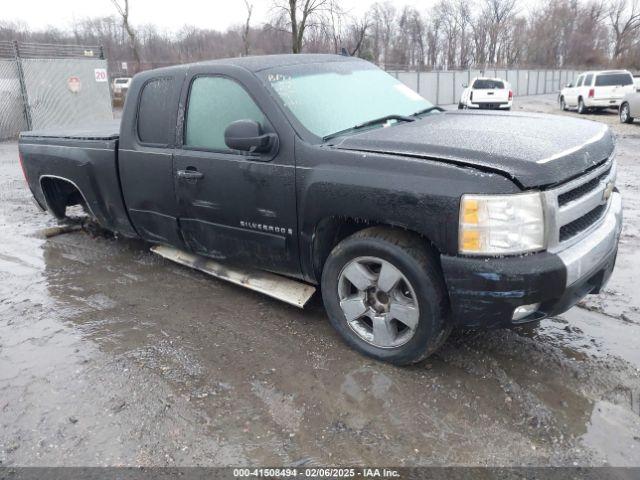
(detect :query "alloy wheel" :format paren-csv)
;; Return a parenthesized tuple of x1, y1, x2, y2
(621, 105, 629, 123)
(337, 256, 420, 348)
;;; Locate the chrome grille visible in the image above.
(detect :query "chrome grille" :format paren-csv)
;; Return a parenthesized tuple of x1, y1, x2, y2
(557, 166, 612, 206)
(543, 156, 616, 252)
(559, 204, 607, 242)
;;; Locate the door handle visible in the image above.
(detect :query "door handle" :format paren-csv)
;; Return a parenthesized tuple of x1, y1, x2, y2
(177, 168, 204, 180)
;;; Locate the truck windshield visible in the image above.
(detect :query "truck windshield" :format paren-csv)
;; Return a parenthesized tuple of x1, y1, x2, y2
(472, 79, 504, 89)
(595, 74, 633, 86)
(260, 61, 434, 140)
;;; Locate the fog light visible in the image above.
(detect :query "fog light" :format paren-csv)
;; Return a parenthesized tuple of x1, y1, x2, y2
(512, 303, 540, 322)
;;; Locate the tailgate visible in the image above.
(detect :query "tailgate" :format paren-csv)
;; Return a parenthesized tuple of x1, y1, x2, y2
(472, 89, 509, 103)
(593, 85, 634, 101)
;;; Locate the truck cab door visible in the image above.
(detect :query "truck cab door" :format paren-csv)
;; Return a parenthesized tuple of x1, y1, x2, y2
(173, 70, 301, 278)
(118, 72, 186, 249)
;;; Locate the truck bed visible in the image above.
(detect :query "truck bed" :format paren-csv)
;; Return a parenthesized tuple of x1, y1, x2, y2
(20, 120, 120, 141)
(18, 120, 137, 238)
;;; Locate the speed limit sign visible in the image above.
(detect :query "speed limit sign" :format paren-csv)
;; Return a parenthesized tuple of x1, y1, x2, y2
(94, 68, 108, 82)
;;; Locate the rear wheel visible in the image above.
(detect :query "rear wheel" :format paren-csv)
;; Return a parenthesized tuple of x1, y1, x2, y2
(620, 102, 634, 124)
(578, 97, 587, 114)
(321, 227, 450, 365)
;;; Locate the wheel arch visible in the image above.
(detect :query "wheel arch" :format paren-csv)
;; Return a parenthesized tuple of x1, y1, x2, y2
(310, 216, 442, 284)
(39, 175, 93, 219)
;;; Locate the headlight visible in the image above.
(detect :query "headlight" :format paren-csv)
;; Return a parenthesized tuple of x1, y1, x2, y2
(459, 192, 545, 255)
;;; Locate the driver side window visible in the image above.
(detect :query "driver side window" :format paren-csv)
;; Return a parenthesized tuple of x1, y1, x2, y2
(576, 76, 584, 87)
(185, 76, 267, 152)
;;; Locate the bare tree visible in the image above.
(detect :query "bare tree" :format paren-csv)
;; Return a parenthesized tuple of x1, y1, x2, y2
(483, 0, 517, 65)
(242, 0, 253, 56)
(608, 0, 640, 59)
(110, 0, 141, 70)
(272, 0, 332, 53)
(371, 2, 396, 66)
(347, 15, 370, 56)
(6, 0, 640, 72)
(455, 0, 472, 67)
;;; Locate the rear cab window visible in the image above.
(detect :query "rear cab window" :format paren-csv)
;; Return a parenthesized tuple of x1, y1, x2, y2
(184, 76, 268, 152)
(137, 77, 176, 146)
(472, 79, 504, 89)
(595, 73, 633, 86)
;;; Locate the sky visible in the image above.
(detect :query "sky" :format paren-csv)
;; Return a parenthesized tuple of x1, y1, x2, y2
(3, 0, 433, 33)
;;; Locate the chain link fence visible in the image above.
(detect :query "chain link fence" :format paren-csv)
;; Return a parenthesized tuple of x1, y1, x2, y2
(388, 68, 581, 106)
(0, 57, 27, 140)
(0, 41, 113, 140)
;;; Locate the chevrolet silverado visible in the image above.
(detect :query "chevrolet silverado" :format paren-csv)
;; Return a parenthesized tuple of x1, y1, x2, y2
(18, 54, 623, 364)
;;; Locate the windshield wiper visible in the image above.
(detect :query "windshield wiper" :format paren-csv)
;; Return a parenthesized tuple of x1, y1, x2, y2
(323, 114, 415, 142)
(411, 106, 444, 116)
(353, 114, 415, 129)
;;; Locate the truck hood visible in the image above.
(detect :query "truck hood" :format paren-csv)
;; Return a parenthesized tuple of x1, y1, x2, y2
(331, 111, 615, 188)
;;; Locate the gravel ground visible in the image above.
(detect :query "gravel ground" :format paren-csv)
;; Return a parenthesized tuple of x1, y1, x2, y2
(1, 94, 639, 467)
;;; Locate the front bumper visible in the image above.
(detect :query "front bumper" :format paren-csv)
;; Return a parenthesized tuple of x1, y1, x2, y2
(441, 192, 622, 328)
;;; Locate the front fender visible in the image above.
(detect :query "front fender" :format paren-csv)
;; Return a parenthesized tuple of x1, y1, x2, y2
(294, 139, 521, 282)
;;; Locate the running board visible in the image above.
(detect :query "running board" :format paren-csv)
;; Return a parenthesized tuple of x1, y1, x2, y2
(150, 245, 316, 308)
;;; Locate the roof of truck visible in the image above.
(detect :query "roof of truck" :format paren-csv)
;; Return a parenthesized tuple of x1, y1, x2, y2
(146, 54, 364, 76)
(207, 53, 363, 71)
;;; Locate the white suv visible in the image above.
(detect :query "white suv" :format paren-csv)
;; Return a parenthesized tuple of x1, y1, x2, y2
(112, 77, 132, 103)
(559, 70, 635, 114)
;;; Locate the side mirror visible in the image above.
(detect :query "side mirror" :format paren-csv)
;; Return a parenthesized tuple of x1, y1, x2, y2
(462, 83, 468, 88)
(224, 119, 276, 153)
(565, 83, 573, 88)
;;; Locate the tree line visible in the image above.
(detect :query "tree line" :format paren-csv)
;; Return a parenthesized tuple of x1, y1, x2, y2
(1, 0, 639, 75)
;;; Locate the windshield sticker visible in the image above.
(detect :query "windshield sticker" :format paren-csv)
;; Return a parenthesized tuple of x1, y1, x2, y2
(268, 74, 298, 109)
(394, 83, 424, 101)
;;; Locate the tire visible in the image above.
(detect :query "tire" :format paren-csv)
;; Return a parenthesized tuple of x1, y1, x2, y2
(560, 96, 567, 111)
(620, 102, 634, 124)
(458, 102, 464, 110)
(578, 97, 587, 114)
(321, 227, 451, 365)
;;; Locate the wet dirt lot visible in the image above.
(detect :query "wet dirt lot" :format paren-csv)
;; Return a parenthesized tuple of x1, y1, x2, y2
(1, 94, 640, 467)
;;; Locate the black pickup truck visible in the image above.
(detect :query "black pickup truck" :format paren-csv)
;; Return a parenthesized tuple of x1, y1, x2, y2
(19, 54, 622, 364)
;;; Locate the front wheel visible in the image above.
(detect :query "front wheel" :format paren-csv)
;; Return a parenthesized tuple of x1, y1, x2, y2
(321, 227, 450, 365)
(559, 96, 567, 111)
(620, 103, 634, 124)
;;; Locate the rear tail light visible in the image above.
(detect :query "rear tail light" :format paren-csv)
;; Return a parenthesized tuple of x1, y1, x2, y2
(508, 90, 513, 101)
(18, 151, 28, 184)
(588, 88, 595, 98)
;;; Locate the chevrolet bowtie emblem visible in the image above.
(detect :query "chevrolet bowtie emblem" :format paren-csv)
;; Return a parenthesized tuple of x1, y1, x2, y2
(603, 181, 614, 201)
